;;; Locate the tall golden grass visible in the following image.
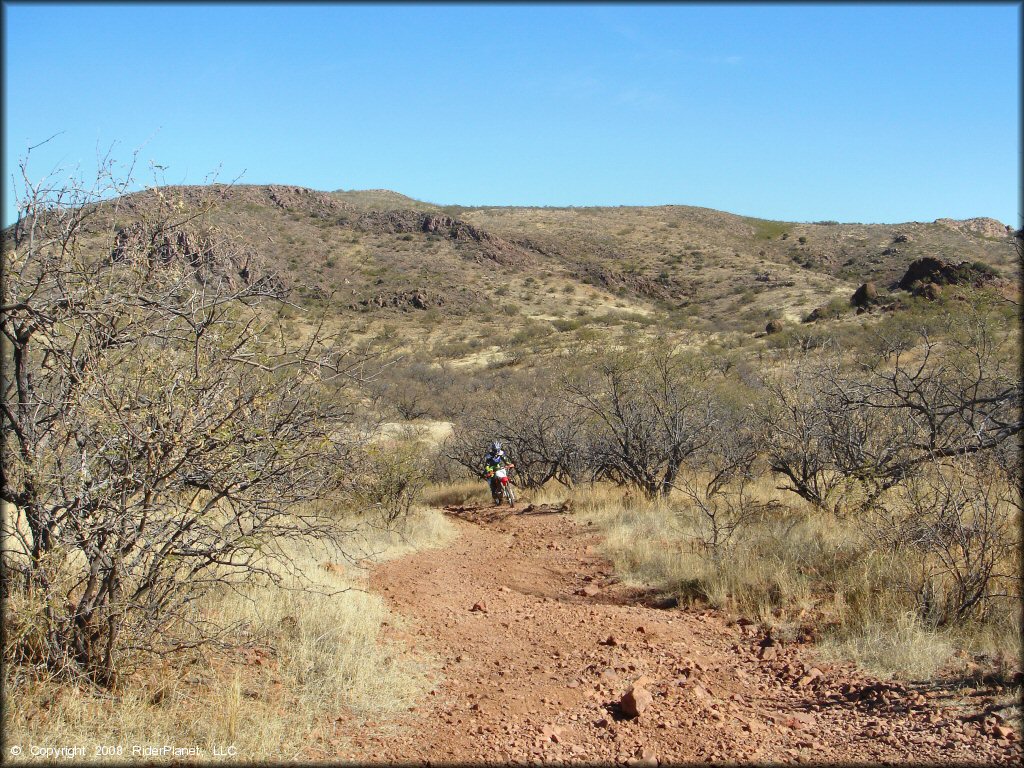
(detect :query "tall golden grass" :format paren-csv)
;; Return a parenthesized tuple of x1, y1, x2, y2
(559, 480, 1020, 681)
(3, 506, 456, 763)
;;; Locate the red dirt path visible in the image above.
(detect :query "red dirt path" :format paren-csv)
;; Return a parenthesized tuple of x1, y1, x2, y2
(342, 503, 1020, 765)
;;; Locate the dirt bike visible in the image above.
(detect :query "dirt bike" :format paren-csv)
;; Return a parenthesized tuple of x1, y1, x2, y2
(485, 464, 516, 507)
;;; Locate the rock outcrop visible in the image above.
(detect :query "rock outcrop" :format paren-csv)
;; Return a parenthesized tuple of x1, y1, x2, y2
(851, 282, 879, 308)
(354, 211, 532, 267)
(897, 257, 999, 291)
(110, 222, 284, 295)
(934, 217, 1011, 239)
(355, 289, 445, 311)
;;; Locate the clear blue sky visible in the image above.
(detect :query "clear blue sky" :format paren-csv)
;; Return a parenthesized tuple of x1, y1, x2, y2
(3, 2, 1020, 226)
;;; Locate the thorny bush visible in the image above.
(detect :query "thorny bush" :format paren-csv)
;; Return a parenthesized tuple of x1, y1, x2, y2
(1, 154, 371, 687)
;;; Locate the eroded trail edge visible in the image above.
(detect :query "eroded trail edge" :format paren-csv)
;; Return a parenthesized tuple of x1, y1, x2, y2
(348, 504, 1019, 764)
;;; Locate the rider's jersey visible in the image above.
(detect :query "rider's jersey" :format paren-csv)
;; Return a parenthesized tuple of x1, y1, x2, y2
(483, 450, 511, 476)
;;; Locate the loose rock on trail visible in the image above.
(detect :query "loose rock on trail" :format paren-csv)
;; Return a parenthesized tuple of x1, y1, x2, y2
(338, 503, 1020, 764)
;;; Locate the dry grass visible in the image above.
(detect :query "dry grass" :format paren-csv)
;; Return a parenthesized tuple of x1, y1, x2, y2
(421, 479, 490, 508)
(815, 612, 957, 681)
(564, 481, 1020, 682)
(3, 506, 456, 763)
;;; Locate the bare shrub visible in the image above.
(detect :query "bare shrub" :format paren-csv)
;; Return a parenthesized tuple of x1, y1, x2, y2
(756, 310, 1021, 515)
(753, 353, 850, 512)
(861, 454, 1019, 627)
(351, 438, 430, 529)
(367, 358, 458, 421)
(446, 371, 587, 489)
(562, 345, 715, 497)
(676, 398, 777, 560)
(1, 153, 367, 687)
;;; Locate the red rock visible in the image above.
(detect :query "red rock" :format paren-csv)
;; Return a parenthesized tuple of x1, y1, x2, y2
(471, 601, 487, 612)
(993, 725, 1015, 740)
(541, 724, 566, 743)
(785, 712, 817, 730)
(630, 747, 658, 766)
(620, 685, 654, 718)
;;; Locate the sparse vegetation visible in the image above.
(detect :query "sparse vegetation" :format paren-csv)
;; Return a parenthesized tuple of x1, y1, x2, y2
(2, 163, 1019, 758)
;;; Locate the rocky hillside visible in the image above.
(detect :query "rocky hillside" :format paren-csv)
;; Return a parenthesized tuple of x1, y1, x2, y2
(45, 183, 1019, 360)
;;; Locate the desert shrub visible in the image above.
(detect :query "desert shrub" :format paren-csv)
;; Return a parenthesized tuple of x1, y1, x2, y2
(552, 317, 583, 332)
(970, 260, 1000, 277)
(350, 439, 431, 529)
(510, 319, 554, 345)
(755, 305, 1020, 516)
(367, 359, 457, 421)
(561, 344, 716, 497)
(676, 395, 777, 560)
(860, 454, 1019, 627)
(1, 158, 368, 687)
(446, 370, 587, 489)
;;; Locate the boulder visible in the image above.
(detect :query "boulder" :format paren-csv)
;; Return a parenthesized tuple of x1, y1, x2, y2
(540, 724, 566, 743)
(620, 684, 654, 718)
(358, 289, 445, 311)
(765, 319, 784, 334)
(803, 306, 826, 323)
(898, 257, 947, 290)
(851, 282, 879, 307)
(757, 636, 778, 661)
(898, 257, 998, 291)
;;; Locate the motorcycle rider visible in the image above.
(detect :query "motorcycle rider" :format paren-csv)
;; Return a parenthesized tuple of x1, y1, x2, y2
(482, 441, 514, 505)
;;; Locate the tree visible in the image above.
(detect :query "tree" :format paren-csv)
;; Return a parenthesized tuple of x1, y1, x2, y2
(562, 345, 715, 498)
(676, 395, 775, 560)
(2, 154, 366, 686)
(445, 370, 587, 490)
(752, 354, 847, 512)
(755, 311, 1021, 515)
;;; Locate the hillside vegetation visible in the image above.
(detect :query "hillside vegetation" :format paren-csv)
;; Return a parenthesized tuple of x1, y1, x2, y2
(2, 176, 1019, 760)
(85, 183, 1017, 362)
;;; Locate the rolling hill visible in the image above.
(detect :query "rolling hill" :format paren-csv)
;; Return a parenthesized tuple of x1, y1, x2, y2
(48, 183, 1021, 367)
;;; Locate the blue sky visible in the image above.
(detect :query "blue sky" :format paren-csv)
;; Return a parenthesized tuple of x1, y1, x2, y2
(3, 2, 1020, 225)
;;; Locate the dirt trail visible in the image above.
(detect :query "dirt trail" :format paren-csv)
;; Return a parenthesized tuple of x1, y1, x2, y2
(344, 503, 1019, 764)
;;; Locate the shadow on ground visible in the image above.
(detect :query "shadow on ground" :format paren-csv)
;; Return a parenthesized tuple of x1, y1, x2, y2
(443, 501, 573, 525)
